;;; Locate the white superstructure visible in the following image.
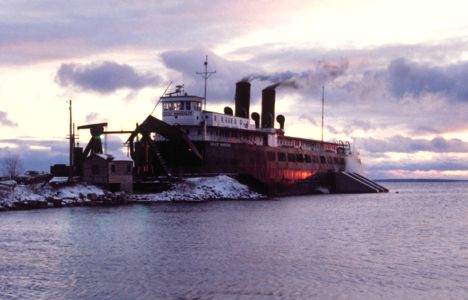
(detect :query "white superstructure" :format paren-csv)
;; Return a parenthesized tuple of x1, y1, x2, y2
(161, 86, 256, 130)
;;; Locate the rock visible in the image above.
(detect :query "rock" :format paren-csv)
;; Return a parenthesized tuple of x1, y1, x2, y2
(30, 200, 48, 209)
(83, 201, 97, 206)
(0, 180, 17, 191)
(48, 197, 63, 207)
(87, 193, 98, 201)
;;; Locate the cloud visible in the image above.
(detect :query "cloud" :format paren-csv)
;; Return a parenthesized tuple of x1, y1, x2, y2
(358, 135, 468, 153)
(0, 1, 305, 64)
(338, 120, 385, 136)
(410, 126, 442, 135)
(161, 48, 255, 103)
(55, 61, 161, 94)
(0, 136, 128, 172)
(0, 111, 17, 127)
(230, 39, 468, 99)
(325, 125, 341, 135)
(367, 159, 468, 172)
(85, 112, 105, 123)
(233, 38, 468, 71)
(388, 58, 468, 101)
(2, 2, 467, 181)
(297, 114, 317, 126)
(212, 45, 467, 138)
(231, 43, 467, 136)
(0, 138, 68, 171)
(160, 48, 351, 105)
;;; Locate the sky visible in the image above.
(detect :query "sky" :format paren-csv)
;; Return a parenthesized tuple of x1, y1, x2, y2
(1, 0, 467, 179)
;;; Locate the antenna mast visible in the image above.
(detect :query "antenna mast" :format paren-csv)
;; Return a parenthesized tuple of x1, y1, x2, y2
(68, 99, 74, 181)
(321, 86, 325, 145)
(196, 55, 216, 110)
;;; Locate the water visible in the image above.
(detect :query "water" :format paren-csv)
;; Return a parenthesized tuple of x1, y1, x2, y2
(0, 182, 467, 300)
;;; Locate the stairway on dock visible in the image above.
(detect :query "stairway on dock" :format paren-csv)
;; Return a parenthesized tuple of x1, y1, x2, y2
(152, 145, 172, 177)
(333, 171, 388, 193)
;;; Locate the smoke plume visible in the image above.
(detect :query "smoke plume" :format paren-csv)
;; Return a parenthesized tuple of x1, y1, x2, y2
(240, 59, 349, 90)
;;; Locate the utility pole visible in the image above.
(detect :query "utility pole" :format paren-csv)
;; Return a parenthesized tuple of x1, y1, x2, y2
(68, 99, 74, 182)
(196, 55, 216, 110)
(321, 86, 325, 145)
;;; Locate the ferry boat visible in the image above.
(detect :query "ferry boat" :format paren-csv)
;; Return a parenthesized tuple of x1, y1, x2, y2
(126, 81, 388, 195)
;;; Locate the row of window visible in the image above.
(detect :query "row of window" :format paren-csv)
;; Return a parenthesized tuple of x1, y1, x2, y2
(184, 128, 263, 143)
(278, 139, 338, 152)
(267, 151, 345, 165)
(163, 101, 202, 111)
(213, 115, 245, 127)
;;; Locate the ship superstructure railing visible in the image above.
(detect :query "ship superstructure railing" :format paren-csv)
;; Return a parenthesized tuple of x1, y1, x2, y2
(277, 136, 348, 154)
(154, 125, 266, 146)
(337, 140, 352, 155)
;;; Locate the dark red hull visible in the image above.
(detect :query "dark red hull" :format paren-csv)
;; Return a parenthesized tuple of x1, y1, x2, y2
(151, 140, 346, 195)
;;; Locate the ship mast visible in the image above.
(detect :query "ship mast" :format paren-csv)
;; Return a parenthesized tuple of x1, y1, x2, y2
(321, 86, 325, 145)
(68, 99, 74, 181)
(196, 55, 216, 110)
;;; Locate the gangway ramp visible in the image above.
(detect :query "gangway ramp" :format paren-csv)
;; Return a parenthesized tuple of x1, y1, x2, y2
(333, 171, 388, 193)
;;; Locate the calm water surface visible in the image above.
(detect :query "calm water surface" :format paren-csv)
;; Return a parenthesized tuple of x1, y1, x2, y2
(0, 182, 467, 300)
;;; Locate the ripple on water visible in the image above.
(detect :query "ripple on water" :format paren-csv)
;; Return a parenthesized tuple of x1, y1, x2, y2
(0, 182, 467, 299)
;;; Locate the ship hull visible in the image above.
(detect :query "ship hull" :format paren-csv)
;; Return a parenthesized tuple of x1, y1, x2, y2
(151, 140, 346, 196)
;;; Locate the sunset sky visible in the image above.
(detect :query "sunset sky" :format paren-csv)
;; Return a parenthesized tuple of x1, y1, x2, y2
(1, 0, 467, 179)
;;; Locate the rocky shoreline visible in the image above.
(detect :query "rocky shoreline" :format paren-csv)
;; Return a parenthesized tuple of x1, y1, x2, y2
(0, 192, 130, 211)
(0, 175, 263, 211)
(0, 179, 130, 211)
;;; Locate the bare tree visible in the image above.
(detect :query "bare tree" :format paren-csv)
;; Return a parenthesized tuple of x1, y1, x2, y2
(1, 153, 23, 179)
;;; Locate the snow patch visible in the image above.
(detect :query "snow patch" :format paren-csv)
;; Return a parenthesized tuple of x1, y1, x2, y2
(49, 177, 68, 184)
(0, 182, 106, 208)
(0, 180, 17, 190)
(135, 175, 263, 202)
(0, 175, 263, 209)
(56, 185, 105, 199)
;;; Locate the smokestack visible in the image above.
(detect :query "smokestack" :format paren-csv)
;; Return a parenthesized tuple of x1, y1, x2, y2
(235, 81, 250, 118)
(251, 112, 260, 128)
(261, 87, 275, 128)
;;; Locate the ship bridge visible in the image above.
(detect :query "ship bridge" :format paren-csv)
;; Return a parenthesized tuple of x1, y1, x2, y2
(161, 85, 255, 130)
(161, 85, 204, 126)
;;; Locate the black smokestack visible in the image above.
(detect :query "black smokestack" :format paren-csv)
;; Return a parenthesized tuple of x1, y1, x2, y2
(235, 81, 250, 118)
(261, 87, 276, 128)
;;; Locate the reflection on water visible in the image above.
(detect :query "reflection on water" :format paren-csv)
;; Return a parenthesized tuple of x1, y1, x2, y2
(0, 182, 467, 299)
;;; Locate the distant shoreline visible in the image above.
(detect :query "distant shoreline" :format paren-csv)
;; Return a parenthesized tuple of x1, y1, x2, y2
(375, 179, 468, 183)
